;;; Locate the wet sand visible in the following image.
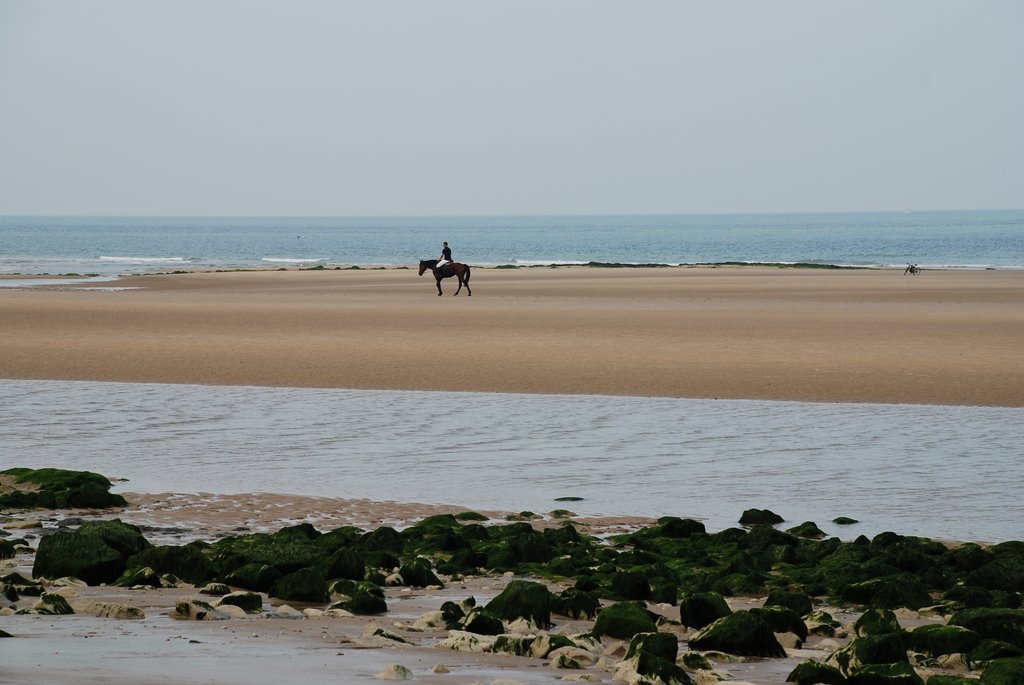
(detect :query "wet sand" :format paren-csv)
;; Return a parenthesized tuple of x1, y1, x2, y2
(2, 266, 1022, 406)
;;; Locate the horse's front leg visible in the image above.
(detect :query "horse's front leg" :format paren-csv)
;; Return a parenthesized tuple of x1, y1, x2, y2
(435, 277, 443, 296)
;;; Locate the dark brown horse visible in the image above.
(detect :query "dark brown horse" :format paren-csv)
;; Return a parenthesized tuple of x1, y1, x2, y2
(419, 259, 472, 296)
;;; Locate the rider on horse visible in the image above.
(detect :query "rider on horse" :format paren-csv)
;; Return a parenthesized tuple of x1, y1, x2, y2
(437, 242, 453, 275)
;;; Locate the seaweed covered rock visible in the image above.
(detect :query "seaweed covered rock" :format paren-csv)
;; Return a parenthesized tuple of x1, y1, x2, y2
(828, 633, 908, 675)
(659, 517, 706, 539)
(174, 598, 228, 621)
(842, 575, 933, 610)
(329, 579, 387, 615)
(751, 605, 809, 641)
(980, 656, 1024, 685)
(847, 661, 923, 685)
(679, 591, 732, 630)
(224, 562, 280, 592)
(76, 520, 151, 559)
(398, 556, 443, 588)
(949, 608, 1024, 649)
(114, 566, 161, 588)
(270, 568, 327, 603)
(854, 608, 903, 637)
(485, 579, 551, 628)
(788, 522, 828, 540)
(787, 659, 847, 685)
(33, 530, 124, 584)
(617, 631, 692, 685)
(611, 570, 652, 601)
(461, 607, 504, 635)
(0, 467, 126, 509)
(688, 611, 786, 658)
(765, 590, 814, 617)
(215, 591, 264, 614)
(740, 508, 785, 526)
(906, 624, 981, 658)
(29, 592, 75, 615)
(320, 548, 364, 582)
(552, 586, 600, 619)
(0, 539, 17, 560)
(593, 601, 659, 640)
(126, 544, 212, 585)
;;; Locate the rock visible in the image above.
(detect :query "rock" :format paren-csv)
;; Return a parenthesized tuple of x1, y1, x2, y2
(970, 639, 1024, 662)
(70, 599, 145, 619)
(750, 605, 808, 641)
(786, 659, 847, 685)
(842, 576, 933, 611)
(679, 592, 732, 630)
(833, 517, 859, 525)
(114, 566, 162, 588)
(217, 604, 248, 619)
(224, 563, 280, 592)
(658, 517, 706, 538)
(551, 587, 600, 620)
(363, 624, 409, 644)
(531, 632, 577, 658)
(847, 661, 923, 685)
(906, 624, 981, 658)
(321, 548, 364, 581)
(592, 601, 659, 640)
(485, 579, 551, 628)
(33, 531, 123, 585)
(434, 630, 497, 653)
(329, 579, 387, 615)
(31, 592, 74, 615)
(76, 520, 150, 560)
(689, 611, 786, 658)
(270, 568, 328, 603)
(827, 633, 908, 675)
(461, 607, 504, 635)
(413, 610, 447, 630)
(611, 571, 652, 601)
(174, 598, 228, 621)
(615, 631, 691, 685)
(949, 608, 1024, 649)
(375, 663, 413, 680)
(493, 634, 535, 656)
(398, 557, 443, 588)
(275, 604, 304, 619)
(787, 522, 827, 540)
(126, 545, 212, 586)
(764, 591, 813, 617)
(199, 582, 230, 596)
(980, 657, 1024, 685)
(854, 608, 903, 637)
(215, 591, 264, 614)
(0, 467, 126, 509)
(739, 509, 784, 525)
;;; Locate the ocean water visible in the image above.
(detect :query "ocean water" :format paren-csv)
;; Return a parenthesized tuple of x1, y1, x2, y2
(1, 209, 1022, 277)
(1, 380, 1020, 544)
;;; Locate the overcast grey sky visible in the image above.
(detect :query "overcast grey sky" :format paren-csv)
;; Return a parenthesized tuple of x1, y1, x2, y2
(1, 1, 1021, 216)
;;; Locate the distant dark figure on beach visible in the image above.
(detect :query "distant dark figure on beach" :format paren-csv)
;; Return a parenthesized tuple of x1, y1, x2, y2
(437, 242, 453, 273)
(905, 263, 920, 275)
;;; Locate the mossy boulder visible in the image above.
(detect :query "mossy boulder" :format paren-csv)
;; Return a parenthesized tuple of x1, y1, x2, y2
(751, 605, 809, 641)
(0, 467, 126, 509)
(329, 579, 387, 615)
(980, 656, 1024, 685)
(828, 634, 908, 675)
(679, 591, 732, 630)
(551, 586, 600, 619)
(906, 623, 981, 657)
(215, 591, 264, 614)
(31, 592, 75, 615)
(842, 575, 933, 610)
(76, 520, 151, 559)
(787, 659, 847, 685)
(33, 530, 124, 584)
(621, 631, 691, 685)
(461, 607, 504, 635)
(847, 661, 923, 685)
(740, 508, 784, 525)
(659, 517, 706, 538)
(949, 608, 1024, 649)
(0, 539, 18, 560)
(485, 579, 551, 628)
(224, 562, 280, 592)
(765, 590, 814, 617)
(689, 611, 786, 658)
(126, 544, 212, 585)
(270, 568, 327, 603)
(854, 608, 903, 637)
(788, 522, 827, 540)
(320, 548, 364, 582)
(593, 601, 659, 640)
(611, 570, 652, 600)
(113, 566, 161, 588)
(971, 639, 1024, 662)
(399, 557, 443, 588)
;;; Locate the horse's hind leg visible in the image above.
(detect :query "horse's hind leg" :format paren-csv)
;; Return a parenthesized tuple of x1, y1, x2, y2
(453, 275, 463, 296)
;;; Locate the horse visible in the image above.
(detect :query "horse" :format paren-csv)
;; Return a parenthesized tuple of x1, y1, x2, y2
(419, 259, 472, 296)
(904, 263, 920, 276)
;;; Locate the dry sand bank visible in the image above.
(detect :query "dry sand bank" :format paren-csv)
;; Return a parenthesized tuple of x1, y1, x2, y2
(1, 266, 1022, 406)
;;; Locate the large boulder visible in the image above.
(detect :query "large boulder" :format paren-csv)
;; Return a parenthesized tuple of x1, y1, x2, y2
(551, 586, 600, 619)
(270, 568, 328, 603)
(827, 633, 908, 675)
(688, 610, 786, 658)
(485, 579, 551, 629)
(765, 590, 814, 617)
(74, 520, 150, 559)
(949, 608, 1024, 649)
(842, 575, 933, 610)
(906, 624, 981, 658)
(329, 579, 387, 615)
(33, 530, 124, 584)
(320, 548, 364, 582)
(751, 605, 808, 641)
(0, 467, 126, 509)
(740, 509, 784, 525)
(854, 608, 903, 637)
(224, 563, 280, 592)
(679, 591, 732, 630)
(617, 631, 692, 685)
(126, 544, 212, 585)
(398, 557, 443, 588)
(981, 657, 1024, 685)
(787, 659, 847, 685)
(592, 601, 659, 640)
(847, 661, 923, 685)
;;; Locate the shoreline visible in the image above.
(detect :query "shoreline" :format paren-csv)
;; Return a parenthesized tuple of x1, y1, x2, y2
(2, 265, 1022, 406)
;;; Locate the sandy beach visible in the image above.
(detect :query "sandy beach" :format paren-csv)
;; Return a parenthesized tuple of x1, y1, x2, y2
(1, 266, 1022, 406)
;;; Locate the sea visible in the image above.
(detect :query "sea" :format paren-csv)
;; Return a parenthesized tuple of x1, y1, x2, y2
(1, 210, 1022, 544)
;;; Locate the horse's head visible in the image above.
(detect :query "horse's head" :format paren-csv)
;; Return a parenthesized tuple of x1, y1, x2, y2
(418, 260, 427, 276)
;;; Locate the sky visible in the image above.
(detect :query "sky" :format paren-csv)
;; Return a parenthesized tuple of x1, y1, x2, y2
(0, 1, 1022, 216)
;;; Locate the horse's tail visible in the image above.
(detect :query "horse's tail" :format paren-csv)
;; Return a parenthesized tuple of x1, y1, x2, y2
(463, 264, 471, 283)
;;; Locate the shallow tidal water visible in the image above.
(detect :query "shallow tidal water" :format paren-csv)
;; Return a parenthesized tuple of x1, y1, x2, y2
(1, 379, 1020, 543)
